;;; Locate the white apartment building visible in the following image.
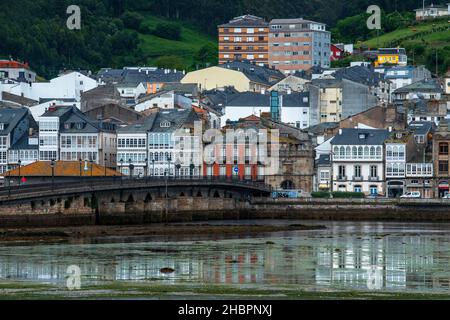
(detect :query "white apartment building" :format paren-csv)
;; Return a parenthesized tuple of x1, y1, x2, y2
(38, 106, 117, 167)
(0, 71, 97, 106)
(117, 108, 202, 177)
(331, 128, 389, 196)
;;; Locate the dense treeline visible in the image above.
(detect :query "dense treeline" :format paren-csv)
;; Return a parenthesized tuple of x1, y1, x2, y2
(0, 0, 446, 78)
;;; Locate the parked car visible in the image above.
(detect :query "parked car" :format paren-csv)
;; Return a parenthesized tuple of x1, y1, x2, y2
(442, 193, 450, 199)
(400, 191, 421, 198)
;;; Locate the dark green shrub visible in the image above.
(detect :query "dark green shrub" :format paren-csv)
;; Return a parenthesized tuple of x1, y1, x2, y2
(331, 192, 365, 198)
(152, 23, 182, 41)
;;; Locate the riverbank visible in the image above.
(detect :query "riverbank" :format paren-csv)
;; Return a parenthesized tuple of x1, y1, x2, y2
(1, 281, 449, 300)
(0, 223, 326, 243)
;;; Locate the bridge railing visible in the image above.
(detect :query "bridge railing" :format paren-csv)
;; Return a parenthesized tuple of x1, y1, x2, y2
(0, 175, 273, 197)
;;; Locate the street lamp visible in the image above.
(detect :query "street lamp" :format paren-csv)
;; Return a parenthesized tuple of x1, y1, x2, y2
(144, 158, 148, 178)
(104, 153, 107, 177)
(175, 159, 181, 179)
(167, 154, 172, 179)
(129, 158, 134, 179)
(190, 163, 195, 179)
(119, 158, 124, 185)
(90, 159, 93, 177)
(151, 157, 155, 178)
(18, 159, 21, 186)
(79, 158, 82, 182)
(50, 159, 55, 191)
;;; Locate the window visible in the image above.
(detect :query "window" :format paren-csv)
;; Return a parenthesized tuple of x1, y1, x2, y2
(338, 165, 346, 179)
(439, 143, 449, 155)
(370, 186, 378, 195)
(439, 161, 449, 174)
(354, 165, 361, 178)
(354, 185, 362, 193)
(370, 165, 378, 178)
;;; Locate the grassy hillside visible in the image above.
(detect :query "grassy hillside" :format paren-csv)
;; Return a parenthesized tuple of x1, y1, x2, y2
(360, 18, 450, 74)
(137, 15, 217, 70)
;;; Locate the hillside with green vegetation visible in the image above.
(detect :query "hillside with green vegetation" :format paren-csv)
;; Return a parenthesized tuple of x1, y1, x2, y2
(0, 0, 448, 78)
(137, 15, 217, 71)
(362, 18, 450, 74)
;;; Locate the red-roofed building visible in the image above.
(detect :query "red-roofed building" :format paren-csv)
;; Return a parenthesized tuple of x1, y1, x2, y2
(330, 44, 345, 61)
(0, 59, 36, 83)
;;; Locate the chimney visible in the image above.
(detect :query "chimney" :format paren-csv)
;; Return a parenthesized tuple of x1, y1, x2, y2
(287, 88, 292, 95)
(388, 126, 392, 132)
(261, 88, 266, 95)
(28, 128, 33, 136)
(338, 129, 342, 135)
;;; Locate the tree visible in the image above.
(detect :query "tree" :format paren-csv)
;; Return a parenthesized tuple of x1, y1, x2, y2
(121, 11, 144, 31)
(152, 23, 182, 41)
(154, 55, 185, 70)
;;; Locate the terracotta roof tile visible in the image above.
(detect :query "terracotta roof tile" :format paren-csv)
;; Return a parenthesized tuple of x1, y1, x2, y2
(2, 161, 122, 177)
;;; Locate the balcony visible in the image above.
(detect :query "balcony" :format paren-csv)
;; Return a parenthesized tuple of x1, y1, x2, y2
(353, 176, 363, 181)
(336, 175, 347, 182)
(369, 176, 380, 182)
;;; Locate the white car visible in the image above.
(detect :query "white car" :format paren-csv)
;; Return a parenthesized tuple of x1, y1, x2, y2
(400, 191, 421, 198)
(442, 194, 450, 199)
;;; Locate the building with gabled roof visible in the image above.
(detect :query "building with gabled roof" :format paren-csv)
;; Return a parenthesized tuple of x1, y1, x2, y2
(37, 105, 117, 168)
(0, 107, 39, 173)
(331, 128, 390, 196)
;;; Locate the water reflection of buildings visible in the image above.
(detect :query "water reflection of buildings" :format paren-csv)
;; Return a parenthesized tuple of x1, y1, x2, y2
(314, 225, 440, 290)
(0, 227, 449, 292)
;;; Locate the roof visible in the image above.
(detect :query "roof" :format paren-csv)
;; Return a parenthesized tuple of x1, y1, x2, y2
(384, 66, 414, 79)
(306, 122, 339, 135)
(225, 91, 309, 108)
(219, 15, 268, 28)
(117, 115, 156, 134)
(151, 109, 199, 133)
(394, 79, 442, 94)
(377, 48, 406, 55)
(218, 60, 284, 86)
(331, 128, 390, 145)
(333, 65, 385, 86)
(408, 121, 433, 135)
(0, 60, 30, 69)
(97, 68, 184, 87)
(310, 78, 344, 88)
(2, 161, 122, 177)
(316, 154, 331, 166)
(41, 106, 115, 133)
(9, 133, 38, 150)
(0, 107, 29, 135)
(270, 18, 320, 25)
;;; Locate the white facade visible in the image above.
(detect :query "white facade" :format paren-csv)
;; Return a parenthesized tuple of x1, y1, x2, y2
(117, 133, 148, 177)
(116, 83, 146, 106)
(0, 72, 97, 103)
(134, 92, 192, 112)
(331, 144, 385, 195)
(385, 143, 406, 179)
(38, 116, 59, 161)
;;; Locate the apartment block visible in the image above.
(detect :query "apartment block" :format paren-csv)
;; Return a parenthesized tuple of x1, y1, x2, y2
(268, 18, 331, 74)
(218, 15, 269, 66)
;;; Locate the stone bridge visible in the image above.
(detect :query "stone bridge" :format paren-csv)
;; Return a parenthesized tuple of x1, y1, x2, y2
(0, 177, 272, 227)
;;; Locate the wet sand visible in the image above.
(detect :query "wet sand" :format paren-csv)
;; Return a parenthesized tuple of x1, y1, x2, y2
(0, 223, 326, 243)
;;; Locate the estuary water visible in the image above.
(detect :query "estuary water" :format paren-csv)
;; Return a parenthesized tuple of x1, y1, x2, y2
(1, 220, 450, 296)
